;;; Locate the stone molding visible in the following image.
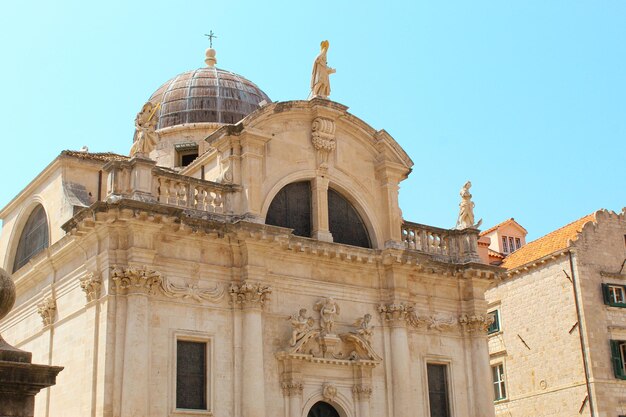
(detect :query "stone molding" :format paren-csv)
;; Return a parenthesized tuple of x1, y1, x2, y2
(229, 280, 272, 309)
(281, 381, 303, 397)
(110, 265, 224, 302)
(352, 384, 373, 400)
(37, 296, 56, 327)
(79, 272, 102, 303)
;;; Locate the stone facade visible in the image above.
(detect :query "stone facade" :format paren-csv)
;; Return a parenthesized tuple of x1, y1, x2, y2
(0, 55, 500, 417)
(485, 209, 626, 417)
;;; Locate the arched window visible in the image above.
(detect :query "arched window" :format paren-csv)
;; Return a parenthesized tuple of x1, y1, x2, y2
(13, 205, 49, 272)
(328, 188, 371, 248)
(265, 182, 312, 237)
(307, 401, 340, 417)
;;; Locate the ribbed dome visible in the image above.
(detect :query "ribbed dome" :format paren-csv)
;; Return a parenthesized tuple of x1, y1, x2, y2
(148, 67, 271, 129)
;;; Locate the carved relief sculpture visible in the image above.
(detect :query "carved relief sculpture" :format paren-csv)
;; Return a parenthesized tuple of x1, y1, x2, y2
(455, 181, 482, 229)
(459, 313, 495, 333)
(111, 265, 162, 295)
(311, 117, 336, 168)
(309, 40, 336, 99)
(315, 297, 340, 335)
(288, 308, 315, 346)
(129, 102, 160, 157)
(37, 296, 56, 326)
(322, 383, 338, 402)
(352, 313, 373, 343)
(229, 281, 272, 309)
(79, 272, 102, 303)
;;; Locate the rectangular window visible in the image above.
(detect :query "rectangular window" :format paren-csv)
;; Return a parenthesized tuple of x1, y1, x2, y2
(502, 236, 509, 253)
(176, 340, 207, 410)
(508, 237, 515, 253)
(602, 283, 626, 307)
(492, 363, 507, 401)
(427, 364, 450, 417)
(487, 310, 500, 334)
(610, 340, 626, 379)
(515, 237, 521, 250)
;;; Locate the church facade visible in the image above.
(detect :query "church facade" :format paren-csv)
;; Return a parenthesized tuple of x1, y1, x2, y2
(0, 46, 500, 417)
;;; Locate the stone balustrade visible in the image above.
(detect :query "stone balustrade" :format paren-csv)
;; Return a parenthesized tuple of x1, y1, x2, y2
(401, 221, 480, 263)
(103, 157, 234, 213)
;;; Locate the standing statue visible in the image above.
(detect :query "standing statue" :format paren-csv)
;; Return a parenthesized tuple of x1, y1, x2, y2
(129, 102, 160, 157)
(288, 308, 315, 346)
(314, 297, 340, 335)
(455, 181, 482, 229)
(309, 40, 336, 99)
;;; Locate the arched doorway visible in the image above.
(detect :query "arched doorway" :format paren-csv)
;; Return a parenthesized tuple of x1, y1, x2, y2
(307, 401, 340, 417)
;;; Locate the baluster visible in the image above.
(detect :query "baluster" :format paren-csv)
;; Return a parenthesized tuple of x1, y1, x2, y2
(213, 192, 223, 213)
(206, 191, 215, 212)
(177, 183, 186, 207)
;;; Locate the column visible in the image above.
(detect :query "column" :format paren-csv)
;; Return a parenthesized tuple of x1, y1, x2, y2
(311, 176, 333, 242)
(111, 266, 162, 417)
(230, 281, 272, 417)
(353, 384, 372, 417)
(379, 303, 412, 417)
(282, 381, 303, 417)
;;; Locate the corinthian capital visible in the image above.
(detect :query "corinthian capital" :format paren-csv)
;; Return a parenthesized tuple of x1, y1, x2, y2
(378, 303, 414, 326)
(229, 281, 272, 309)
(111, 265, 162, 295)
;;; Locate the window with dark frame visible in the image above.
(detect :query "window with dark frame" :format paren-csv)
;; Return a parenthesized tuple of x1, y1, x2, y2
(487, 310, 500, 334)
(610, 340, 626, 380)
(13, 204, 49, 273)
(265, 181, 312, 238)
(508, 237, 515, 253)
(602, 283, 626, 307)
(515, 237, 521, 250)
(427, 363, 450, 417)
(492, 363, 507, 401)
(502, 236, 508, 253)
(176, 340, 207, 410)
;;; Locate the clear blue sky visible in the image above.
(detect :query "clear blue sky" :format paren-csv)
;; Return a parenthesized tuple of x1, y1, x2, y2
(1, 0, 624, 241)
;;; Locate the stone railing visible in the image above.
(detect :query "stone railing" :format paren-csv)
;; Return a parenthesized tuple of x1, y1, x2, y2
(103, 157, 234, 213)
(152, 168, 227, 213)
(401, 221, 480, 263)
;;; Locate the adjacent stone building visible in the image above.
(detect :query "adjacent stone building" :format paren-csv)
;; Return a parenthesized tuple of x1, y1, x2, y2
(0, 46, 500, 417)
(485, 210, 626, 416)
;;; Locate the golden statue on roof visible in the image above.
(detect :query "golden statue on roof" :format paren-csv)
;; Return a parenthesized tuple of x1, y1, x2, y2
(309, 40, 336, 99)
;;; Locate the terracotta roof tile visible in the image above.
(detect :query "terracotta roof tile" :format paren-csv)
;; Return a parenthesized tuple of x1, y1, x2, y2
(501, 213, 596, 270)
(61, 150, 129, 162)
(488, 249, 505, 259)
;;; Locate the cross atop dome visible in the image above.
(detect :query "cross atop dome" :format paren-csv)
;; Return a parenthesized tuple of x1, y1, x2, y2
(204, 30, 218, 67)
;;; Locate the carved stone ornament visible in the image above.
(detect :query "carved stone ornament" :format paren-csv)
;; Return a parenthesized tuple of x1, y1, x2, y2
(459, 313, 495, 333)
(229, 281, 272, 309)
(378, 303, 414, 325)
(455, 180, 482, 230)
(309, 40, 336, 100)
(311, 117, 336, 168)
(322, 383, 338, 402)
(407, 312, 459, 332)
(37, 296, 56, 327)
(281, 381, 303, 397)
(129, 102, 159, 157)
(111, 265, 223, 302)
(111, 266, 162, 295)
(352, 384, 373, 400)
(279, 301, 381, 365)
(80, 272, 102, 303)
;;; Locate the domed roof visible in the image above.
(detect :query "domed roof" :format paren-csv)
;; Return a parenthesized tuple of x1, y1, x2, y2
(148, 66, 271, 129)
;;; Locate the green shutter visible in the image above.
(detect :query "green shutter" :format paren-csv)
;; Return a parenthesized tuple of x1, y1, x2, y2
(602, 283, 611, 305)
(610, 340, 626, 379)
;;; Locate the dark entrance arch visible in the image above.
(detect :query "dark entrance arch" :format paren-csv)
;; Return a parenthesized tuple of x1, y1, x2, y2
(307, 401, 340, 417)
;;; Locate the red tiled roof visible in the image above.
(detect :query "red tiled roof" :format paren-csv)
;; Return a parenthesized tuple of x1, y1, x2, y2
(480, 218, 528, 236)
(501, 213, 596, 271)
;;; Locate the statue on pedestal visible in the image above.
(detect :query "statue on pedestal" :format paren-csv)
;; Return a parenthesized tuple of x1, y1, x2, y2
(455, 181, 482, 229)
(315, 297, 340, 335)
(309, 40, 336, 99)
(130, 102, 160, 157)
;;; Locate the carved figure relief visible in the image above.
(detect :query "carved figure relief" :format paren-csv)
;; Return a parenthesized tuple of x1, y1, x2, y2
(314, 297, 340, 335)
(289, 308, 315, 346)
(322, 383, 338, 402)
(352, 313, 373, 343)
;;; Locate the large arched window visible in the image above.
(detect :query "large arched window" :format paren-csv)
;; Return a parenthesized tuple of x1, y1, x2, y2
(328, 188, 371, 248)
(265, 182, 312, 238)
(13, 204, 49, 272)
(307, 401, 340, 417)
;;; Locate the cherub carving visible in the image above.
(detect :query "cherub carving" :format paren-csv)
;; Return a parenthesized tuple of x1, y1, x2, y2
(352, 313, 373, 343)
(314, 297, 340, 335)
(288, 308, 315, 347)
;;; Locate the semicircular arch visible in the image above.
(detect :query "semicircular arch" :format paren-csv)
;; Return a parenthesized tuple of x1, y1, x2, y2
(6, 198, 51, 273)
